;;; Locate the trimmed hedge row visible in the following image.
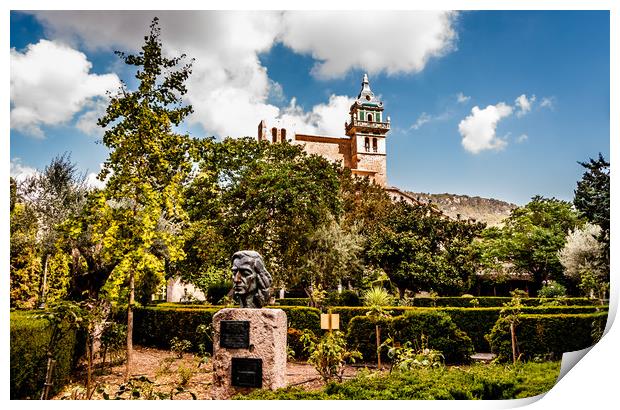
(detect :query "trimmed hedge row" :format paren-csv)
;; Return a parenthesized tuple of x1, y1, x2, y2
(275, 296, 596, 308)
(488, 312, 608, 361)
(132, 306, 321, 352)
(10, 311, 84, 399)
(275, 298, 310, 306)
(139, 304, 605, 354)
(408, 297, 595, 308)
(347, 310, 474, 364)
(329, 305, 606, 351)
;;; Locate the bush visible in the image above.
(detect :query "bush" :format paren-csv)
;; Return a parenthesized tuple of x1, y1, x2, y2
(487, 312, 608, 362)
(275, 298, 310, 306)
(279, 306, 321, 334)
(132, 305, 321, 352)
(100, 321, 127, 364)
(362, 287, 394, 307)
(323, 290, 361, 307)
(238, 361, 561, 400)
(133, 307, 219, 352)
(10, 310, 84, 399)
(287, 328, 308, 360)
(300, 330, 362, 382)
(331, 305, 604, 352)
(412, 296, 594, 307)
(537, 281, 567, 298)
(347, 310, 474, 364)
(206, 280, 233, 304)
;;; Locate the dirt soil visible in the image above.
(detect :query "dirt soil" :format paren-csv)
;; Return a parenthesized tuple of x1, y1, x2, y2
(53, 346, 365, 400)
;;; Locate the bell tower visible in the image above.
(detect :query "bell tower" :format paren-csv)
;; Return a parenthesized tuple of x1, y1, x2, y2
(345, 74, 390, 186)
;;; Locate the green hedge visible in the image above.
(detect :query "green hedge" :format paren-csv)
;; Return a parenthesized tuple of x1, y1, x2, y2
(488, 312, 608, 362)
(347, 310, 474, 364)
(275, 298, 310, 306)
(132, 306, 321, 353)
(238, 361, 561, 400)
(410, 296, 595, 308)
(331, 305, 605, 352)
(137, 298, 607, 352)
(10, 311, 84, 399)
(133, 306, 219, 351)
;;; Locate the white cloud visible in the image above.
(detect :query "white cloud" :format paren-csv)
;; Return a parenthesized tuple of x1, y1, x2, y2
(75, 99, 108, 136)
(458, 103, 513, 154)
(517, 134, 529, 143)
(274, 94, 355, 137)
(85, 163, 110, 190)
(457, 92, 471, 103)
(410, 112, 432, 130)
(10, 39, 121, 137)
(10, 158, 38, 182)
(279, 11, 458, 79)
(540, 96, 555, 109)
(29, 11, 457, 139)
(515, 94, 536, 117)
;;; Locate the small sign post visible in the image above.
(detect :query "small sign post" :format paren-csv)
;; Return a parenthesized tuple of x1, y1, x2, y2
(320, 310, 340, 332)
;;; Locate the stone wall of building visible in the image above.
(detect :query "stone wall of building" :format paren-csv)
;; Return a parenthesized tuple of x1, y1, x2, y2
(354, 152, 386, 187)
(166, 277, 206, 302)
(294, 134, 353, 169)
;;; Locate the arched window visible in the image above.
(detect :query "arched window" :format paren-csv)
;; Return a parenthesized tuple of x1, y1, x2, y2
(372, 138, 378, 153)
(272, 127, 278, 143)
(367, 113, 373, 122)
(364, 137, 370, 152)
(281, 128, 287, 141)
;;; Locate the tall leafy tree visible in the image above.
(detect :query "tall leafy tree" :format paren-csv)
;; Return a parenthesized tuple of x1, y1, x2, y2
(97, 17, 194, 379)
(574, 153, 609, 270)
(477, 196, 582, 294)
(10, 178, 41, 308)
(18, 153, 88, 305)
(368, 201, 483, 297)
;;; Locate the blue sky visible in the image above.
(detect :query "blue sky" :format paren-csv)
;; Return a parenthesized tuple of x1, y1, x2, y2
(10, 10, 610, 205)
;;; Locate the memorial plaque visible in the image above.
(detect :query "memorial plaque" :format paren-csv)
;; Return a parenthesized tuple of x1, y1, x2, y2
(231, 358, 263, 388)
(220, 320, 250, 349)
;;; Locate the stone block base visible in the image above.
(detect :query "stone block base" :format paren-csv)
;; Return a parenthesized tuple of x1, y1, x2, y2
(211, 308, 287, 399)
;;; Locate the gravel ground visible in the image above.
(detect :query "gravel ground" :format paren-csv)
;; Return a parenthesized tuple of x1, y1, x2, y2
(53, 346, 365, 400)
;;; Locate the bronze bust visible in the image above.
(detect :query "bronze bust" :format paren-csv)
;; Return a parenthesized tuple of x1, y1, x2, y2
(231, 250, 272, 308)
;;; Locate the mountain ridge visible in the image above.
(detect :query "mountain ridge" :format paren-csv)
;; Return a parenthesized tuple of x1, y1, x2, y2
(406, 191, 518, 227)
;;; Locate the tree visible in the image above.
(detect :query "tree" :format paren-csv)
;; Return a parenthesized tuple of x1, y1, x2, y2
(304, 217, 364, 294)
(558, 223, 607, 300)
(97, 17, 194, 380)
(186, 137, 342, 292)
(368, 201, 483, 297)
(10, 178, 40, 308)
(574, 153, 609, 271)
(477, 196, 582, 294)
(18, 154, 88, 305)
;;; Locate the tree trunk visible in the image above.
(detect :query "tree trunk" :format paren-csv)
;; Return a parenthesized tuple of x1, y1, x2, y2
(510, 321, 518, 364)
(376, 325, 381, 370)
(40, 357, 55, 400)
(125, 271, 135, 381)
(39, 254, 50, 308)
(86, 331, 93, 398)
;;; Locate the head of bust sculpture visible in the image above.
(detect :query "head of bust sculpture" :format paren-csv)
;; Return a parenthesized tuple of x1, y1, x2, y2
(231, 250, 272, 308)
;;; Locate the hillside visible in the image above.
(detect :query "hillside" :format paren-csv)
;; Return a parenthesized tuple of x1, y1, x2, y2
(407, 192, 518, 227)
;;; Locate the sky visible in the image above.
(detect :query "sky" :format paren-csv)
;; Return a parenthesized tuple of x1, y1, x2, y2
(9, 10, 610, 205)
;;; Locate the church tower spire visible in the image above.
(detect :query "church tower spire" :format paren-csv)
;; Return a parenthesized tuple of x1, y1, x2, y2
(345, 73, 390, 186)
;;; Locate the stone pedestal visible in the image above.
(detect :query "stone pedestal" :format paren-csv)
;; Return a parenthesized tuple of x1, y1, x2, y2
(211, 308, 287, 399)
